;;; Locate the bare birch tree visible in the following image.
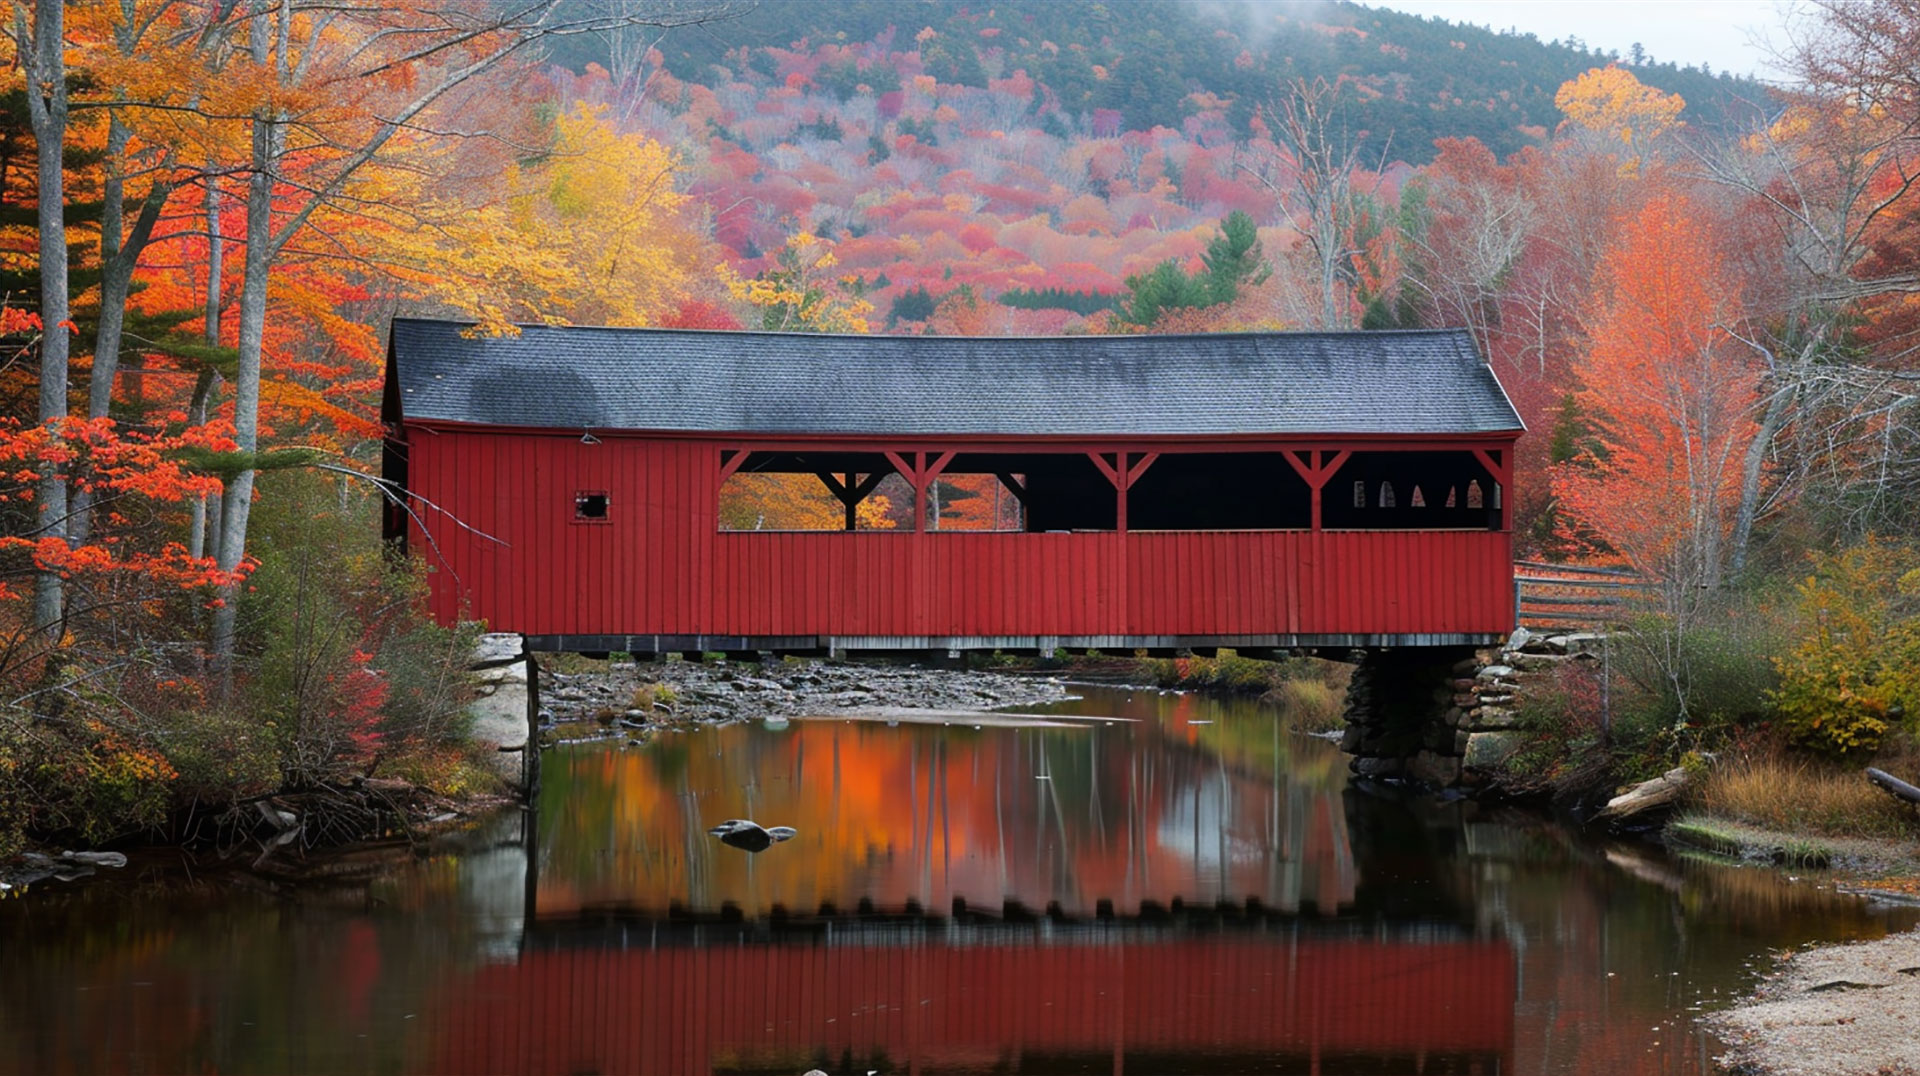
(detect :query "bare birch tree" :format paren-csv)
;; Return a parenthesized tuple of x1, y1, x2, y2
(12, 0, 70, 634)
(1239, 77, 1389, 330)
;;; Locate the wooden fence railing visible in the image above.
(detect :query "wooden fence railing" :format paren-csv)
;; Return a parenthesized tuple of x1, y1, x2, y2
(1512, 561, 1656, 631)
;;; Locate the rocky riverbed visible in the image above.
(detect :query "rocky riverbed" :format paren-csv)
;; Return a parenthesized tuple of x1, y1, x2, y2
(538, 656, 1076, 737)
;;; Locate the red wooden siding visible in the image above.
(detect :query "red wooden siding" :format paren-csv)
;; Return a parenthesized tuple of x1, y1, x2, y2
(428, 939, 1515, 1075)
(405, 429, 1515, 640)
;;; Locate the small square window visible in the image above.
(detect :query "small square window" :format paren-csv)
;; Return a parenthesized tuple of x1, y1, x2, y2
(574, 491, 610, 523)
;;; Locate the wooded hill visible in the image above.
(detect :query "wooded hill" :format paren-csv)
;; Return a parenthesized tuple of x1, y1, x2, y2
(549, 0, 1764, 163)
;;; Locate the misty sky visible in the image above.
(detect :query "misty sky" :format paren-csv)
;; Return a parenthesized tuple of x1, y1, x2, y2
(1370, 1, 1804, 79)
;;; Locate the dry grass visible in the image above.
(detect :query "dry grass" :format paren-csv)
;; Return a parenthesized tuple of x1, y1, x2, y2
(1694, 753, 1920, 842)
(1268, 675, 1347, 732)
(629, 682, 677, 712)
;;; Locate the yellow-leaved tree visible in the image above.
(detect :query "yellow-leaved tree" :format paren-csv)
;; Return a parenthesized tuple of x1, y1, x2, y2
(1554, 66, 1685, 174)
(717, 229, 875, 334)
(426, 101, 713, 331)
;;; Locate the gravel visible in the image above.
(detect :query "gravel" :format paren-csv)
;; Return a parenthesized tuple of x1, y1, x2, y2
(1708, 927, 1920, 1075)
(538, 657, 1074, 735)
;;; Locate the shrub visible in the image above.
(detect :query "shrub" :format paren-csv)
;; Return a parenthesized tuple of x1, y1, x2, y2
(152, 707, 279, 808)
(1768, 540, 1920, 759)
(630, 681, 677, 712)
(1148, 653, 1272, 691)
(0, 709, 33, 857)
(1508, 659, 1609, 781)
(1, 703, 177, 846)
(1599, 596, 1786, 773)
(240, 471, 479, 787)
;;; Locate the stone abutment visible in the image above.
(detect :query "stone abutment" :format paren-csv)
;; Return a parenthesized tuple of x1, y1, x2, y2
(1340, 629, 1607, 788)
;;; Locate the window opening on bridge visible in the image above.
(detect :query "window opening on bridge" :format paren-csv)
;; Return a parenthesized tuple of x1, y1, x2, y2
(573, 491, 610, 523)
(923, 472, 1025, 531)
(718, 451, 916, 531)
(1324, 451, 1504, 530)
(1127, 452, 1310, 530)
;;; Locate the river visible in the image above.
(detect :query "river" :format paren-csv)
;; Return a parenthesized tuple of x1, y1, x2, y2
(1, 684, 1914, 1075)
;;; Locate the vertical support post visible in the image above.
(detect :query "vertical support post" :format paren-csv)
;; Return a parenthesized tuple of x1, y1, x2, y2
(913, 452, 926, 533)
(882, 450, 955, 534)
(1310, 451, 1324, 531)
(843, 471, 856, 531)
(1284, 449, 1349, 532)
(1089, 452, 1157, 533)
(1472, 447, 1512, 532)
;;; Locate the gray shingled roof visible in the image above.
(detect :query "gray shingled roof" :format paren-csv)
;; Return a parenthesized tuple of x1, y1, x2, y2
(386, 318, 1523, 437)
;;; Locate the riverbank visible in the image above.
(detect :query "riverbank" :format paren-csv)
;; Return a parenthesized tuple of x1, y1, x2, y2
(1670, 802, 1920, 1074)
(1708, 926, 1920, 1076)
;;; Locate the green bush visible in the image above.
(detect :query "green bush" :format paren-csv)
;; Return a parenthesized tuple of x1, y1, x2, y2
(1146, 650, 1328, 696)
(0, 709, 31, 857)
(1768, 540, 1920, 758)
(1599, 594, 1786, 773)
(152, 707, 280, 807)
(0, 699, 178, 846)
(239, 471, 478, 787)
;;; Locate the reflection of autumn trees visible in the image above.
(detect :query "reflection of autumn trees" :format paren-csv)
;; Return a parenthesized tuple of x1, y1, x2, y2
(534, 691, 1358, 917)
(1393, 803, 1920, 1076)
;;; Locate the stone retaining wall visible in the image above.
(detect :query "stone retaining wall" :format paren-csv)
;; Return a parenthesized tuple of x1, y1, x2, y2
(468, 633, 538, 796)
(1341, 628, 1606, 788)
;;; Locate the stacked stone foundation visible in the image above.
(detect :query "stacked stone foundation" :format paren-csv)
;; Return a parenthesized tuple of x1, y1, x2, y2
(1340, 629, 1606, 788)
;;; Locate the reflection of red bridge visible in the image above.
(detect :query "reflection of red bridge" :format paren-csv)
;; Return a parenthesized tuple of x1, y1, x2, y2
(430, 934, 1513, 1075)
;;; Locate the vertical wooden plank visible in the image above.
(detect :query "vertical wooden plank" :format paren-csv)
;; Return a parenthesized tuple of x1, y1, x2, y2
(506, 434, 522, 631)
(1123, 532, 1139, 636)
(1315, 527, 1330, 634)
(812, 531, 827, 636)
(460, 434, 477, 626)
(647, 443, 663, 634)
(689, 443, 706, 634)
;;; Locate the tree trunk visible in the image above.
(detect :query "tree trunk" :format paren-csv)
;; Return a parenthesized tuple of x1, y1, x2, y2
(24, 0, 70, 635)
(189, 172, 225, 562)
(211, 108, 277, 670)
(1728, 369, 1797, 579)
(186, 367, 220, 560)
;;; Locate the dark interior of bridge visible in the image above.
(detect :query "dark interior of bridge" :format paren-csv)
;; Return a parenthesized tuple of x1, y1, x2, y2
(719, 449, 1505, 532)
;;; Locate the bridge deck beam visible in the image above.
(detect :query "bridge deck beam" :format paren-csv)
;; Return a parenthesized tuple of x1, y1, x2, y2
(521, 632, 1501, 656)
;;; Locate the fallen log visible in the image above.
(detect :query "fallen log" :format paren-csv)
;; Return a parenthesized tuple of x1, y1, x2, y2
(1597, 766, 1689, 825)
(1866, 767, 1920, 806)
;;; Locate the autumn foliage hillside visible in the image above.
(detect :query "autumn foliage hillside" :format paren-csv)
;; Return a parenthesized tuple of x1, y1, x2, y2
(2, 0, 1920, 856)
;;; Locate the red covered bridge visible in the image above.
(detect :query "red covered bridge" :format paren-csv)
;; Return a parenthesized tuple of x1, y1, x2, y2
(383, 319, 1524, 654)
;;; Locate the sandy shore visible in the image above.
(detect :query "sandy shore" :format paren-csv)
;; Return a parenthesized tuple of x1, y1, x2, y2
(1708, 927, 1920, 1075)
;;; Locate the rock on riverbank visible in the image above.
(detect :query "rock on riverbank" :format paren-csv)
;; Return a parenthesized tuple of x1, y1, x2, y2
(539, 657, 1074, 732)
(1709, 928, 1920, 1075)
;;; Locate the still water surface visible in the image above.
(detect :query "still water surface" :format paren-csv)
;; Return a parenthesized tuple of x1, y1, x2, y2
(2, 685, 1915, 1075)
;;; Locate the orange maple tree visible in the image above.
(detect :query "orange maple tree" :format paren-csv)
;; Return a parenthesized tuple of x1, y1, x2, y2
(1552, 188, 1762, 598)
